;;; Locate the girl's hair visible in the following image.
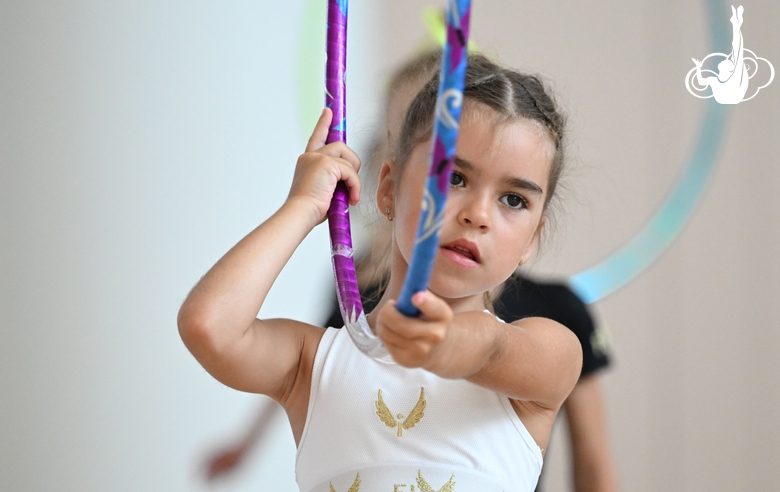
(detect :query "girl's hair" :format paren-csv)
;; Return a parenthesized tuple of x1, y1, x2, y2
(354, 50, 441, 293)
(360, 52, 568, 309)
(382, 49, 443, 160)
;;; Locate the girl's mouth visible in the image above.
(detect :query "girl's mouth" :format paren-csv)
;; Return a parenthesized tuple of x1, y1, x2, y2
(440, 240, 481, 267)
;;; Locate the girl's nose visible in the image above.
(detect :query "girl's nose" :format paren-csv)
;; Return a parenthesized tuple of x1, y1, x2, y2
(456, 194, 492, 231)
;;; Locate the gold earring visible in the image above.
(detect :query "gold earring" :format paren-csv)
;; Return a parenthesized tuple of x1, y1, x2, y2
(384, 207, 393, 221)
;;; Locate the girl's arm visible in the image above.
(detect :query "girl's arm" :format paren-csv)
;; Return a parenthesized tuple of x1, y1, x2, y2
(178, 108, 361, 403)
(376, 291, 582, 411)
(564, 374, 620, 492)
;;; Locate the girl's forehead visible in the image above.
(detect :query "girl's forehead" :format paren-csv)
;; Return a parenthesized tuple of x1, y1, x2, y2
(461, 103, 554, 157)
(459, 114, 554, 167)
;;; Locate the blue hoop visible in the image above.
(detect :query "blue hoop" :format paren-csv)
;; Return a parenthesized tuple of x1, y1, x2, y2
(569, 0, 731, 304)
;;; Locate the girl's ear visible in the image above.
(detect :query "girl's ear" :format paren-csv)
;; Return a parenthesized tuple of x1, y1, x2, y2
(376, 159, 396, 217)
(519, 216, 546, 266)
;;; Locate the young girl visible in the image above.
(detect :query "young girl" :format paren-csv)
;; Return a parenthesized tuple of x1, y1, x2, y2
(179, 53, 582, 492)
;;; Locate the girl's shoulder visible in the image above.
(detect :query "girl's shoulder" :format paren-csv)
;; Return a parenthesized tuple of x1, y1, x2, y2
(505, 315, 582, 405)
(509, 314, 572, 335)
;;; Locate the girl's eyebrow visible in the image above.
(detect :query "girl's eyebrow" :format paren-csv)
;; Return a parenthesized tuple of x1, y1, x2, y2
(505, 176, 544, 196)
(454, 156, 544, 196)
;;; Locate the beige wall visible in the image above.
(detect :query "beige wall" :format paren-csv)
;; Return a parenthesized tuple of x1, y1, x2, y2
(384, 0, 780, 490)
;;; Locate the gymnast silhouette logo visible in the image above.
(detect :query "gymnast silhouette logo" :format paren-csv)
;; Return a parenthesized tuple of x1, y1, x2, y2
(685, 5, 774, 104)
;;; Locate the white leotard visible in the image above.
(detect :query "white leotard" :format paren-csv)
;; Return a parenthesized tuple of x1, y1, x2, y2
(295, 326, 543, 492)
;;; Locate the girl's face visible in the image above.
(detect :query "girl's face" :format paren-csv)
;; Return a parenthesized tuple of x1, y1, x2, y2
(383, 109, 553, 311)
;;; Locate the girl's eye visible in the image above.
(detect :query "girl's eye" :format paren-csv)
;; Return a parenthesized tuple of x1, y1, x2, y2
(500, 194, 527, 210)
(449, 171, 465, 188)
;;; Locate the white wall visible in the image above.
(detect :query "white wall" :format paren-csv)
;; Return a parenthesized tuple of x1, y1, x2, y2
(1, 1, 383, 491)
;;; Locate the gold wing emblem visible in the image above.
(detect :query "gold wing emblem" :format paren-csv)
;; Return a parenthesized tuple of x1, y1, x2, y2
(375, 388, 426, 437)
(375, 389, 398, 428)
(329, 472, 361, 492)
(402, 388, 426, 430)
(417, 470, 455, 492)
(347, 473, 361, 492)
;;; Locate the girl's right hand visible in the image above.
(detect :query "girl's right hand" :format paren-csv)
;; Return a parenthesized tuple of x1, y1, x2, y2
(287, 108, 361, 224)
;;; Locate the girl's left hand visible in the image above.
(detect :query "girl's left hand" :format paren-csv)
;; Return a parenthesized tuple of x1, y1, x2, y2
(375, 291, 454, 370)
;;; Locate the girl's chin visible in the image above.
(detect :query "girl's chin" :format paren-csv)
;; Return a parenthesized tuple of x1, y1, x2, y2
(427, 282, 487, 307)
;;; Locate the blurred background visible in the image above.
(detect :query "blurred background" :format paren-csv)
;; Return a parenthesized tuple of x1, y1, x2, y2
(1, 0, 778, 490)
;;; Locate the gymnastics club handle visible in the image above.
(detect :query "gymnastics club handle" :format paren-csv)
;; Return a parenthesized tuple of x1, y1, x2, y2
(396, 0, 472, 317)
